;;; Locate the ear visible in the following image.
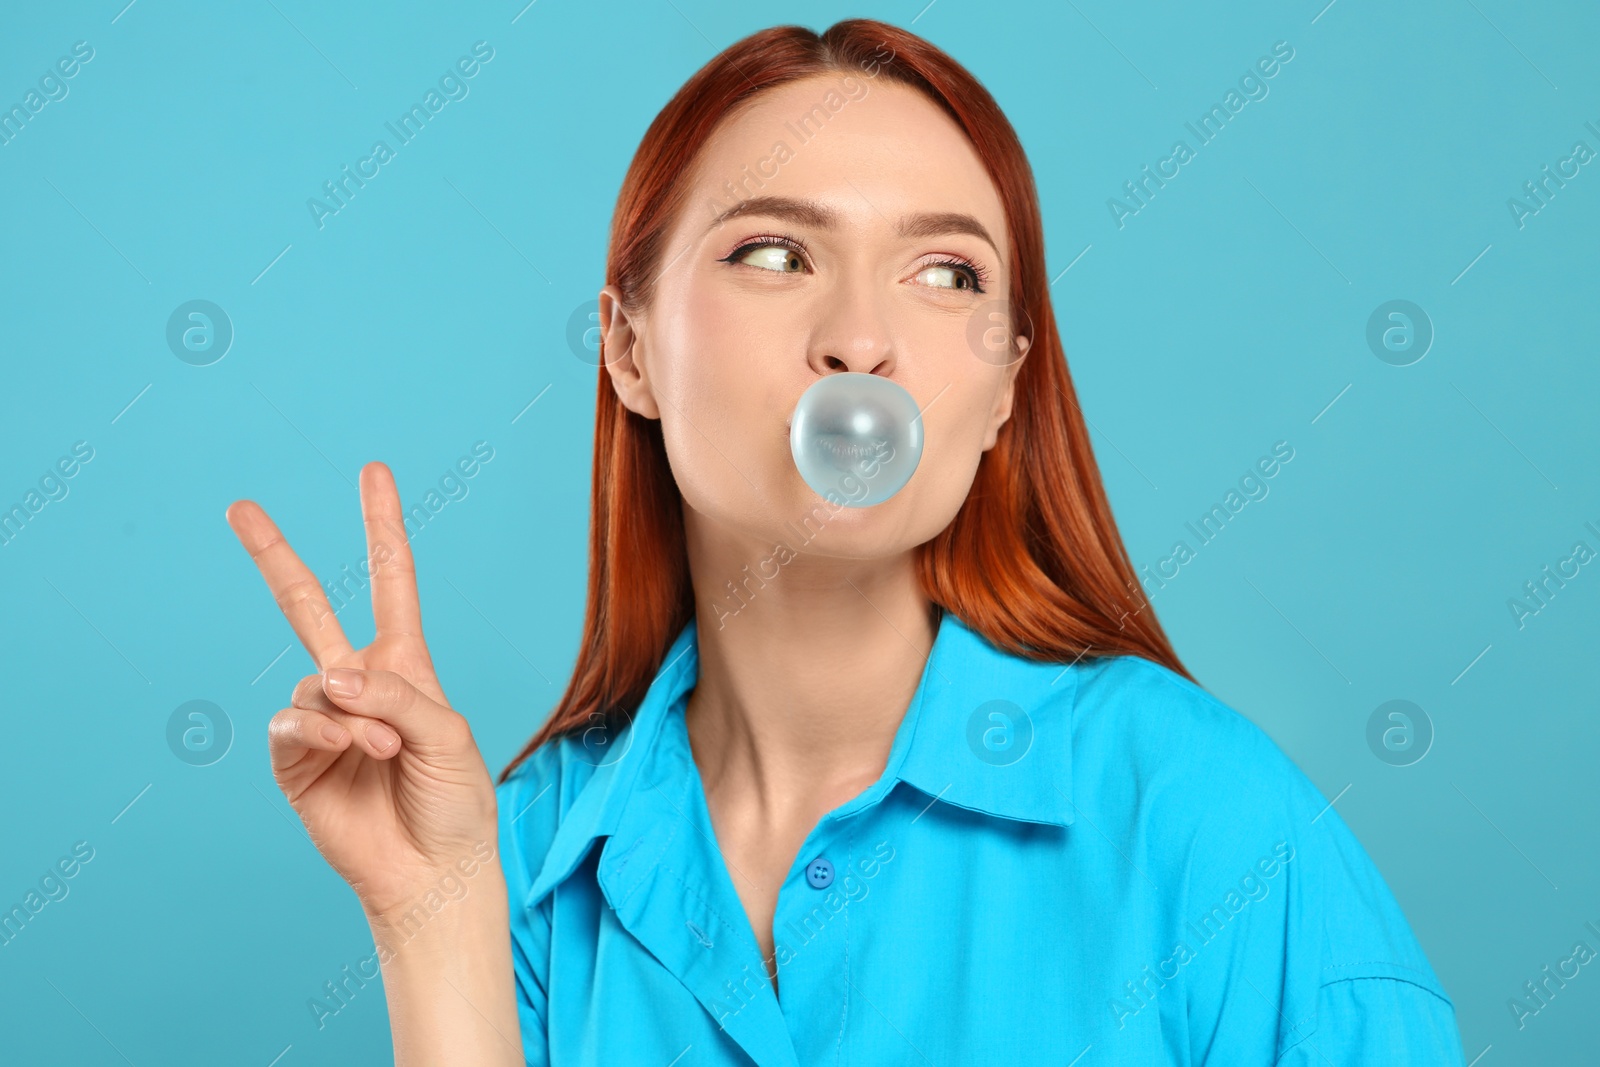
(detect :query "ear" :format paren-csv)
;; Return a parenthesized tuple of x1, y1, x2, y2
(981, 334, 1030, 451)
(598, 284, 660, 420)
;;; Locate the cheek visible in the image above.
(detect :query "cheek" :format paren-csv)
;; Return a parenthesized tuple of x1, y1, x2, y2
(898, 330, 1012, 504)
(656, 284, 783, 408)
(901, 314, 1008, 453)
(913, 387, 992, 501)
(651, 286, 793, 515)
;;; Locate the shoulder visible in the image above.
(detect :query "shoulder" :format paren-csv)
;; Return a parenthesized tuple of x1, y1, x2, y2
(495, 732, 600, 910)
(1069, 652, 1326, 825)
(1069, 653, 1452, 1006)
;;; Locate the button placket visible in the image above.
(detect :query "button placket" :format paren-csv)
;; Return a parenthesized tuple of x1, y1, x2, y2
(769, 818, 864, 1061)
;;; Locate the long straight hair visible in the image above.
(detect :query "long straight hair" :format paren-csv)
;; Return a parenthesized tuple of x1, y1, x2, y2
(499, 18, 1192, 782)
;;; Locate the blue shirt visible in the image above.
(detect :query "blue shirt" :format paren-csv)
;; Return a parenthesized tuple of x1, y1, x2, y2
(497, 608, 1465, 1065)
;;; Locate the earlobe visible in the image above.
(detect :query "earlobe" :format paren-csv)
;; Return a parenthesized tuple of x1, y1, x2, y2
(598, 285, 661, 420)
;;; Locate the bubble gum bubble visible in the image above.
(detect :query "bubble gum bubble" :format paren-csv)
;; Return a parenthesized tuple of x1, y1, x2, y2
(789, 373, 923, 508)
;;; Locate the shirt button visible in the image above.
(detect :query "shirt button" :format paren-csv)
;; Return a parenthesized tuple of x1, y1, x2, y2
(805, 857, 834, 889)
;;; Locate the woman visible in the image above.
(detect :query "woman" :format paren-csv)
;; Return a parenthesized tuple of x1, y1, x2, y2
(227, 18, 1466, 1066)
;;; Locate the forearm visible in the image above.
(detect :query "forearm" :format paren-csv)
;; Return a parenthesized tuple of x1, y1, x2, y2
(368, 861, 524, 1067)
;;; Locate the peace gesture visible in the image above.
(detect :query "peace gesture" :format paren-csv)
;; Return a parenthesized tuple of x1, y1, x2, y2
(226, 461, 499, 925)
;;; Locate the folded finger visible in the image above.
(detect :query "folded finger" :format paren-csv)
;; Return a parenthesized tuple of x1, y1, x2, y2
(312, 704, 403, 759)
(321, 667, 467, 748)
(289, 673, 404, 758)
(292, 672, 341, 714)
(268, 705, 356, 773)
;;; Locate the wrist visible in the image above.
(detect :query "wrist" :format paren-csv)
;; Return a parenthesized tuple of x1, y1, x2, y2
(365, 857, 522, 1066)
(363, 854, 509, 962)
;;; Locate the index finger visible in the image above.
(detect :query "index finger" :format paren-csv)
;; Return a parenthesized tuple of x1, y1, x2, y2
(359, 461, 425, 643)
(225, 499, 356, 670)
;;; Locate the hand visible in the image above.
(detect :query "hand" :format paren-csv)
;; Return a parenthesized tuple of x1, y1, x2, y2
(226, 461, 499, 923)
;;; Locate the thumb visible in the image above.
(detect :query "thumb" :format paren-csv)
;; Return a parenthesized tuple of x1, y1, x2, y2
(321, 668, 467, 748)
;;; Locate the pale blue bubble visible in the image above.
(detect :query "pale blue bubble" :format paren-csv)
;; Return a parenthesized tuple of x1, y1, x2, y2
(789, 373, 923, 508)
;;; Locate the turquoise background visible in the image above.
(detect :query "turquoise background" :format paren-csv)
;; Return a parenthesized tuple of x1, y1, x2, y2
(2, 0, 1596, 1062)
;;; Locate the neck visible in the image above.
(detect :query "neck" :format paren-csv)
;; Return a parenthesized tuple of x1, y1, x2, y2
(681, 507, 938, 826)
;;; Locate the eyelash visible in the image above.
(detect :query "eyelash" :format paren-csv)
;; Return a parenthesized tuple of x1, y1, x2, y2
(719, 232, 992, 293)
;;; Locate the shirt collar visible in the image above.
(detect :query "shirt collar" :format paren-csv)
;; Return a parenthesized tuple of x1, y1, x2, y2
(527, 607, 1080, 906)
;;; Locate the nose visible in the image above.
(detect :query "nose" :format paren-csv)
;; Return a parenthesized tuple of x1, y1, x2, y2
(804, 283, 897, 378)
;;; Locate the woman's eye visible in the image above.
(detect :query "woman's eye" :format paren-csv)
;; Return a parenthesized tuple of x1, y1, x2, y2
(915, 264, 978, 290)
(738, 244, 805, 273)
(727, 242, 984, 291)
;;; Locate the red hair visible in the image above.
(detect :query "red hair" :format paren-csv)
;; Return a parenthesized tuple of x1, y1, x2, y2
(499, 18, 1192, 781)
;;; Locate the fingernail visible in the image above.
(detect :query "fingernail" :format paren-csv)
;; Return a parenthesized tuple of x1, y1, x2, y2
(321, 723, 347, 744)
(367, 723, 399, 752)
(324, 668, 363, 698)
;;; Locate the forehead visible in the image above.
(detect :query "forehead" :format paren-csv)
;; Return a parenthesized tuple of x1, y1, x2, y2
(683, 73, 1007, 248)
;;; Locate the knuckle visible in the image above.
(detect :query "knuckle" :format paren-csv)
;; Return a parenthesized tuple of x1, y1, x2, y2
(442, 711, 474, 745)
(267, 707, 305, 746)
(378, 556, 417, 579)
(366, 670, 408, 703)
(291, 673, 324, 707)
(274, 576, 322, 614)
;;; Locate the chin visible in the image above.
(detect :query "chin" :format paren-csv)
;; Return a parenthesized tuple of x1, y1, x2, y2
(764, 483, 938, 559)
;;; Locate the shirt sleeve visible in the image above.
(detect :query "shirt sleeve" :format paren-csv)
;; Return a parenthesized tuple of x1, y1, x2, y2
(1260, 788, 1467, 1067)
(497, 751, 561, 1067)
(1157, 686, 1468, 1066)
(1267, 790, 1465, 1062)
(1274, 975, 1466, 1065)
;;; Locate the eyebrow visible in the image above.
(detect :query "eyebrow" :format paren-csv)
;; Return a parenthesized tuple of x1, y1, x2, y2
(706, 195, 1001, 259)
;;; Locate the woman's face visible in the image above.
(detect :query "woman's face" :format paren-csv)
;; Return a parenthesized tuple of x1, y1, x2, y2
(601, 72, 1029, 561)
